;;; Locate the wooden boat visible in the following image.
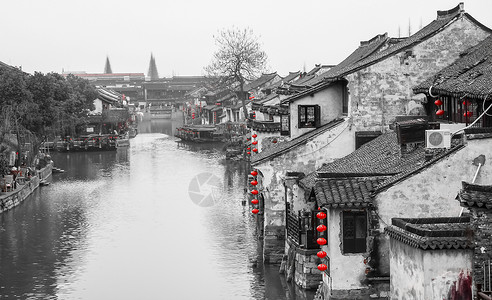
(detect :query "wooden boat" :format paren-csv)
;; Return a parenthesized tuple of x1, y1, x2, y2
(175, 125, 224, 143)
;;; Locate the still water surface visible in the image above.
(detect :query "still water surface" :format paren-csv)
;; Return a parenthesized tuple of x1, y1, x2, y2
(0, 119, 315, 300)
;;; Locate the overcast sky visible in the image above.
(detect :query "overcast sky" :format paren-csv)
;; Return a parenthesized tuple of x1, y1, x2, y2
(1, 0, 491, 78)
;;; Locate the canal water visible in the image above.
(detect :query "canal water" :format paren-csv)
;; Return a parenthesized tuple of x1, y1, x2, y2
(0, 119, 315, 300)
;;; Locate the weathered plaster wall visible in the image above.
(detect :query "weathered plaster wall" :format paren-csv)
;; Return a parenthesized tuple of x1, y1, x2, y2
(389, 238, 426, 300)
(390, 238, 473, 300)
(255, 131, 282, 152)
(255, 120, 355, 263)
(377, 138, 492, 227)
(289, 82, 344, 139)
(425, 250, 472, 299)
(347, 16, 490, 132)
(323, 209, 368, 293)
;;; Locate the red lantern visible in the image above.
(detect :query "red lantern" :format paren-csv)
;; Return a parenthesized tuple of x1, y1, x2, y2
(316, 224, 327, 232)
(251, 190, 258, 195)
(316, 211, 327, 219)
(464, 111, 473, 117)
(251, 171, 258, 176)
(251, 199, 259, 205)
(247, 147, 251, 150)
(251, 180, 258, 186)
(463, 100, 470, 106)
(436, 109, 444, 116)
(252, 134, 257, 138)
(317, 251, 327, 259)
(317, 264, 327, 272)
(273, 140, 277, 143)
(434, 99, 443, 106)
(252, 148, 258, 152)
(247, 152, 251, 155)
(317, 238, 327, 245)
(252, 208, 259, 214)
(252, 141, 258, 145)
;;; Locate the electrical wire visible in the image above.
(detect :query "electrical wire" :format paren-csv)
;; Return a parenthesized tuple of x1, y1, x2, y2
(452, 89, 492, 136)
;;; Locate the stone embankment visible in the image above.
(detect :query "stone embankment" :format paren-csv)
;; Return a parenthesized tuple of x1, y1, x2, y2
(0, 162, 53, 213)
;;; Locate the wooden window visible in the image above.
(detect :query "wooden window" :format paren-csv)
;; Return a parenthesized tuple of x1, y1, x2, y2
(298, 105, 320, 128)
(342, 211, 367, 254)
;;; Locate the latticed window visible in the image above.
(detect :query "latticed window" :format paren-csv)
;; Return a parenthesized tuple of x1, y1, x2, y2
(342, 211, 367, 254)
(298, 105, 320, 128)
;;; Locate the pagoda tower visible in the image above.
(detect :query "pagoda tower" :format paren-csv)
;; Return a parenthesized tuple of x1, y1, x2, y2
(104, 56, 113, 74)
(147, 53, 159, 81)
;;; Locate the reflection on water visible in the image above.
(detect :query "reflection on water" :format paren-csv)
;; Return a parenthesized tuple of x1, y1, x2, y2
(0, 119, 314, 300)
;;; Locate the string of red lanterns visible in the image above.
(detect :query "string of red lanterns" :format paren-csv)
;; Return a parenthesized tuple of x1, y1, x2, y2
(316, 207, 328, 272)
(435, 98, 444, 116)
(251, 168, 260, 214)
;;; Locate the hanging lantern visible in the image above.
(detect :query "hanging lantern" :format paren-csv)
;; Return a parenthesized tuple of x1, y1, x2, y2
(252, 208, 259, 214)
(251, 170, 258, 176)
(251, 199, 259, 205)
(316, 224, 327, 232)
(272, 139, 277, 143)
(317, 238, 327, 246)
(316, 211, 327, 219)
(247, 152, 251, 155)
(434, 99, 443, 106)
(317, 251, 327, 259)
(251, 190, 258, 195)
(252, 148, 258, 152)
(252, 141, 258, 145)
(465, 111, 473, 117)
(436, 109, 445, 116)
(463, 100, 470, 106)
(252, 134, 257, 138)
(317, 264, 328, 272)
(251, 180, 258, 186)
(247, 147, 251, 150)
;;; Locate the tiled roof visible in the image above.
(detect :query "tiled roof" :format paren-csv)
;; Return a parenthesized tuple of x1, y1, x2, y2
(385, 217, 473, 250)
(315, 130, 464, 193)
(251, 118, 345, 165)
(290, 5, 489, 94)
(301, 33, 389, 87)
(268, 71, 301, 88)
(314, 176, 388, 208)
(247, 119, 281, 132)
(244, 73, 278, 91)
(457, 181, 492, 209)
(255, 93, 279, 105)
(413, 35, 492, 100)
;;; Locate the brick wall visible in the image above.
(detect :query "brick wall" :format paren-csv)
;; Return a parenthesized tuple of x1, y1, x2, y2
(347, 16, 490, 132)
(471, 208, 492, 293)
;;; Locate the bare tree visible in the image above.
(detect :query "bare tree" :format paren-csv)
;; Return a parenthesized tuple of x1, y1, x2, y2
(205, 27, 267, 119)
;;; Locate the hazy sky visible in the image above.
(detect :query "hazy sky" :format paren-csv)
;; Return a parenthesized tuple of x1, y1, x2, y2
(1, 0, 491, 78)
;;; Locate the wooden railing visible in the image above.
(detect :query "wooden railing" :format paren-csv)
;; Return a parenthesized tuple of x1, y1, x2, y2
(286, 209, 327, 250)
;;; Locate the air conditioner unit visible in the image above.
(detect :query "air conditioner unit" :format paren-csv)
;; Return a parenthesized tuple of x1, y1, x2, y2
(425, 129, 451, 149)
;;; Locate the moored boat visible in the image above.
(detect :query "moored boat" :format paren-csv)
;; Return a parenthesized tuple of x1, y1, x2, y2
(175, 125, 224, 143)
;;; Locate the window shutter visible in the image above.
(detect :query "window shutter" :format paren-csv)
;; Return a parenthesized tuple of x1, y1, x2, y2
(315, 105, 321, 128)
(298, 105, 303, 128)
